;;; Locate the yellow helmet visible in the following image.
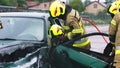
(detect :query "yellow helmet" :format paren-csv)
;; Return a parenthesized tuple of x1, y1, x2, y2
(49, 1, 66, 17)
(109, 1, 120, 15)
(49, 24, 63, 38)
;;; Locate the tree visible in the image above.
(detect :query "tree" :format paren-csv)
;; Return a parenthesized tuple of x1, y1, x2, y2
(69, 0, 85, 13)
(17, 0, 28, 9)
(36, 0, 49, 3)
(105, 0, 115, 11)
(0, 0, 17, 6)
(84, 0, 90, 6)
(105, 0, 114, 3)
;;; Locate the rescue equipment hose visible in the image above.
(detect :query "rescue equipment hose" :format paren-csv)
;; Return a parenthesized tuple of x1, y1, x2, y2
(63, 32, 109, 46)
(82, 18, 108, 44)
(62, 32, 114, 67)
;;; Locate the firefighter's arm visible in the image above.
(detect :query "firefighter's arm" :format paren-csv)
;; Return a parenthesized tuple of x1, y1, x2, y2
(66, 18, 84, 40)
(104, 19, 116, 55)
(109, 14, 119, 44)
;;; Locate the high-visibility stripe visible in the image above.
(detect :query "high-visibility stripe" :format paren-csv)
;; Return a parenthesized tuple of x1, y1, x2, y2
(111, 19, 116, 26)
(115, 49, 120, 55)
(72, 29, 83, 34)
(72, 39, 90, 47)
(63, 26, 70, 30)
(115, 46, 120, 55)
(67, 32, 72, 40)
(78, 21, 84, 35)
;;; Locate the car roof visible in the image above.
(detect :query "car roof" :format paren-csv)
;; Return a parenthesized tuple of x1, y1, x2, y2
(0, 12, 49, 18)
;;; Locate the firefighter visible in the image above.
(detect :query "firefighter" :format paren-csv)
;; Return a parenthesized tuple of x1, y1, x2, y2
(49, 24, 65, 45)
(107, 0, 120, 68)
(49, 1, 91, 50)
(103, 1, 117, 56)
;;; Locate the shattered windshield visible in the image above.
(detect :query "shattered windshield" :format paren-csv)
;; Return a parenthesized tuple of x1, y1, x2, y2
(0, 17, 44, 41)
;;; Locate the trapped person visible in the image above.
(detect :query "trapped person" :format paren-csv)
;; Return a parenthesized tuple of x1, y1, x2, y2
(49, 1, 91, 50)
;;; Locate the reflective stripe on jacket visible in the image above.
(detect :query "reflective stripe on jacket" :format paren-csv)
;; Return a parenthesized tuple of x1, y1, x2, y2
(73, 38, 90, 48)
(116, 46, 120, 55)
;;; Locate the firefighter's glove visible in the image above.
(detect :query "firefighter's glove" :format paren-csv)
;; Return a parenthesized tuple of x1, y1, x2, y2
(103, 42, 115, 56)
(103, 35, 116, 56)
(109, 35, 116, 43)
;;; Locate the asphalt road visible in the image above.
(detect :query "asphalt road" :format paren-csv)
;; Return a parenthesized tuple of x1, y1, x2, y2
(85, 24, 109, 53)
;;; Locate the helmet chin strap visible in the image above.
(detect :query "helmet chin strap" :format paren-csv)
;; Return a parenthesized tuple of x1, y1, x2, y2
(57, 14, 64, 19)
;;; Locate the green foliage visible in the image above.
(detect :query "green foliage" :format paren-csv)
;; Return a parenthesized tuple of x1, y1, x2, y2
(17, 0, 27, 7)
(84, 0, 91, 6)
(81, 10, 112, 25)
(105, 0, 114, 3)
(0, 0, 17, 6)
(36, 0, 49, 3)
(69, 0, 85, 13)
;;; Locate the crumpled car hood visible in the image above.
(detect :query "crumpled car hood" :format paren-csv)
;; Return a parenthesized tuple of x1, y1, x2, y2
(0, 41, 42, 63)
(0, 41, 34, 55)
(0, 46, 47, 68)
